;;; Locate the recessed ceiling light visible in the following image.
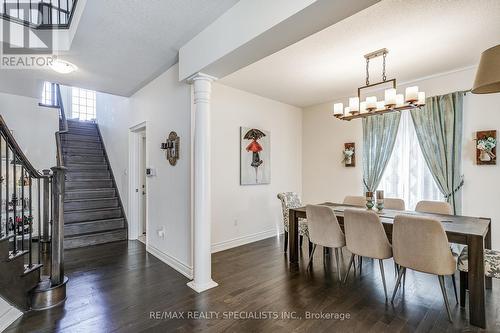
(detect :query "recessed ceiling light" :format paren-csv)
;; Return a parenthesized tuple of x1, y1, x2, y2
(51, 59, 78, 74)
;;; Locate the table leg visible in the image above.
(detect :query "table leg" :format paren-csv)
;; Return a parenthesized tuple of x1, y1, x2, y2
(486, 224, 492, 289)
(468, 235, 486, 328)
(289, 209, 298, 264)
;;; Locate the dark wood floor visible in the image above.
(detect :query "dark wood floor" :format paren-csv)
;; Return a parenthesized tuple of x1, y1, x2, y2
(6, 236, 500, 332)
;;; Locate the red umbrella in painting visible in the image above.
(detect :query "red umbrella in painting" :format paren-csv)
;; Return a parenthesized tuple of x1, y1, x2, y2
(244, 129, 266, 182)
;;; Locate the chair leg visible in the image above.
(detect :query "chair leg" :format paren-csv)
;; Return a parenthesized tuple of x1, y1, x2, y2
(459, 271, 467, 308)
(300, 235, 303, 247)
(284, 231, 288, 253)
(306, 244, 317, 270)
(359, 256, 363, 276)
(391, 266, 405, 303)
(402, 266, 406, 289)
(379, 259, 388, 300)
(343, 254, 355, 284)
(438, 275, 453, 323)
(334, 248, 341, 282)
(308, 241, 313, 256)
(450, 274, 458, 305)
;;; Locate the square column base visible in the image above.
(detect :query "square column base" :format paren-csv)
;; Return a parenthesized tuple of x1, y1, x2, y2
(187, 280, 218, 293)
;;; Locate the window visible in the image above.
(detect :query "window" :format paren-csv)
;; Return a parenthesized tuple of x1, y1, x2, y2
(377, 111, 442, 210)
(72, 87, 96, 121)
(41, 82, 57, 106)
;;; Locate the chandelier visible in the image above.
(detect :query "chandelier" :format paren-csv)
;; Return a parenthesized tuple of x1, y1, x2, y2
(333, 48, 425, 121)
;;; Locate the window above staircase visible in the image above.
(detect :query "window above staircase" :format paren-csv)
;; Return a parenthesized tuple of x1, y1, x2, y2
(0, 0, 78, 29)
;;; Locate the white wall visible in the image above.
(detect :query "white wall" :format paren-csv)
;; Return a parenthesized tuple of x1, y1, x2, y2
(210, 83, 302, 252)
(97, 64, 193, 278)
(0, 92, 59, 170)
(302, 67, 500, 247)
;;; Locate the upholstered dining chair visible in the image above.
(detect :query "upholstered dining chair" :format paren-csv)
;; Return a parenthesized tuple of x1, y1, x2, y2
(343, 209, 393, 299)
(391, 214, 458, 322)
(415, 200, 453, 215)
(343, 196, 366, 207)
(277, 192, 310, 252)
(457, 247, 500, 307)
(384, 198, 405, 211)
(305, 205, 346, 281)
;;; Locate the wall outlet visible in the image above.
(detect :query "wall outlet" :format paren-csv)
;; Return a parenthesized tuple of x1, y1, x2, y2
(157, 226, 166, 239)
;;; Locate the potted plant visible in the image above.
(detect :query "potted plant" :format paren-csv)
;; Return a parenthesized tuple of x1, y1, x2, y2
(477, 136, 496, 162)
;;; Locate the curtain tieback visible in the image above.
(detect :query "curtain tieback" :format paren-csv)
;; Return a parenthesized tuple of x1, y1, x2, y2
(444, 176, 464, 199)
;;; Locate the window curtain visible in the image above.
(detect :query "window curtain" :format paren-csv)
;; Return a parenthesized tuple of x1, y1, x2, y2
(410, 92, 464, 214)
(362, 112, 401, 192)
(378, 111, 442, 210)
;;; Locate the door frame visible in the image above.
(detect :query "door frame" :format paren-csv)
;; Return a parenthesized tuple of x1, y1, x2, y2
(128, 121, 147, 242)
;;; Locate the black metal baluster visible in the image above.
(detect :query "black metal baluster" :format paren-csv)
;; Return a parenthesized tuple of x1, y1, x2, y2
(5, 142, 9, 239)
(57, 0, 60, 24)
(12, 150, 17, 254)
(28, 174, 32, 267)
(0, 136, 2, 238)
(37, 177, 41, 265)
(66, 0, 69, 24)
(21, 166, 25, 252)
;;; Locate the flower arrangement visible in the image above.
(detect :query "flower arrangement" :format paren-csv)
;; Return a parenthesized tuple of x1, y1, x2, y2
(477, 136, 496, 162)
(477, 136, 496, 152)
(342, 147, 355, 165)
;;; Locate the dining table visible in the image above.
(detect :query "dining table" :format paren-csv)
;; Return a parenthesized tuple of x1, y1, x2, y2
(288, 203, 492, 329)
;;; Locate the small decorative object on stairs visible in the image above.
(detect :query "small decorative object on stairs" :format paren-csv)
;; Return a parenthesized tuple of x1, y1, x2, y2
(476, 130, 496, 165)
(343, 143, 355, 167)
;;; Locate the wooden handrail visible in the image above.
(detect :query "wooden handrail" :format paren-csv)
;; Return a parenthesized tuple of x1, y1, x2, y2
(0, 115, 42, 178)
(55, 84, 68, 168)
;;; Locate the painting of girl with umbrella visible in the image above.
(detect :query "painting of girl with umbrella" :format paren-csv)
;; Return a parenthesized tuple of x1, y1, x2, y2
(240, 127, 271, 185)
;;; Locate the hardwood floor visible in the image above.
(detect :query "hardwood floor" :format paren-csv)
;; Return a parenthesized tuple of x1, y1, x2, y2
(6, 237, 500, 332)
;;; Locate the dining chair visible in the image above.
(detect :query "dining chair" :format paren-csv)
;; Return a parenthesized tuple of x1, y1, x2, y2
(457, 246, 500, 307)
(384, 198, 405, 210)
(343, 196, 366, 207)
(415, 200, 453, 215)
(305, 205, 345, 281)
(277, 192, 310, 252)
(342, 209, 393, 299)
(391, 214, 458, 322)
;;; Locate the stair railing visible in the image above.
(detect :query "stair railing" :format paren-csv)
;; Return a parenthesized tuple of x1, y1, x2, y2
(0, 0, 78, 29)
(0, 83, 68, 309)
(0, 115, 47, 270)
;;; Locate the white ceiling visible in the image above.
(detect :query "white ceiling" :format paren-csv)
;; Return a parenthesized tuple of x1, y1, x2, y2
(0, 0, 239, 98)
(219, 0, 500, 108)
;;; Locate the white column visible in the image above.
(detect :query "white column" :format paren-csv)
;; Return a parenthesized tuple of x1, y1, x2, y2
(187, 73, 218, 293)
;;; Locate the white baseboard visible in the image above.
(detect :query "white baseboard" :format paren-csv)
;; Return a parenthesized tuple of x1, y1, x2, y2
(146, 244, 193, 280)
(0, 299, 22, 332)
(211, 228, 278, 253)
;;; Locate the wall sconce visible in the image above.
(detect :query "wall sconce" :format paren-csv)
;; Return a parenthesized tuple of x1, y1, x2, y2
(161, 131, 180, 166)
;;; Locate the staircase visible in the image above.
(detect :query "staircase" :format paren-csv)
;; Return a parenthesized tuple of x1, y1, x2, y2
(62, 120, 127, 249)
(0, 237, 42, 310)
